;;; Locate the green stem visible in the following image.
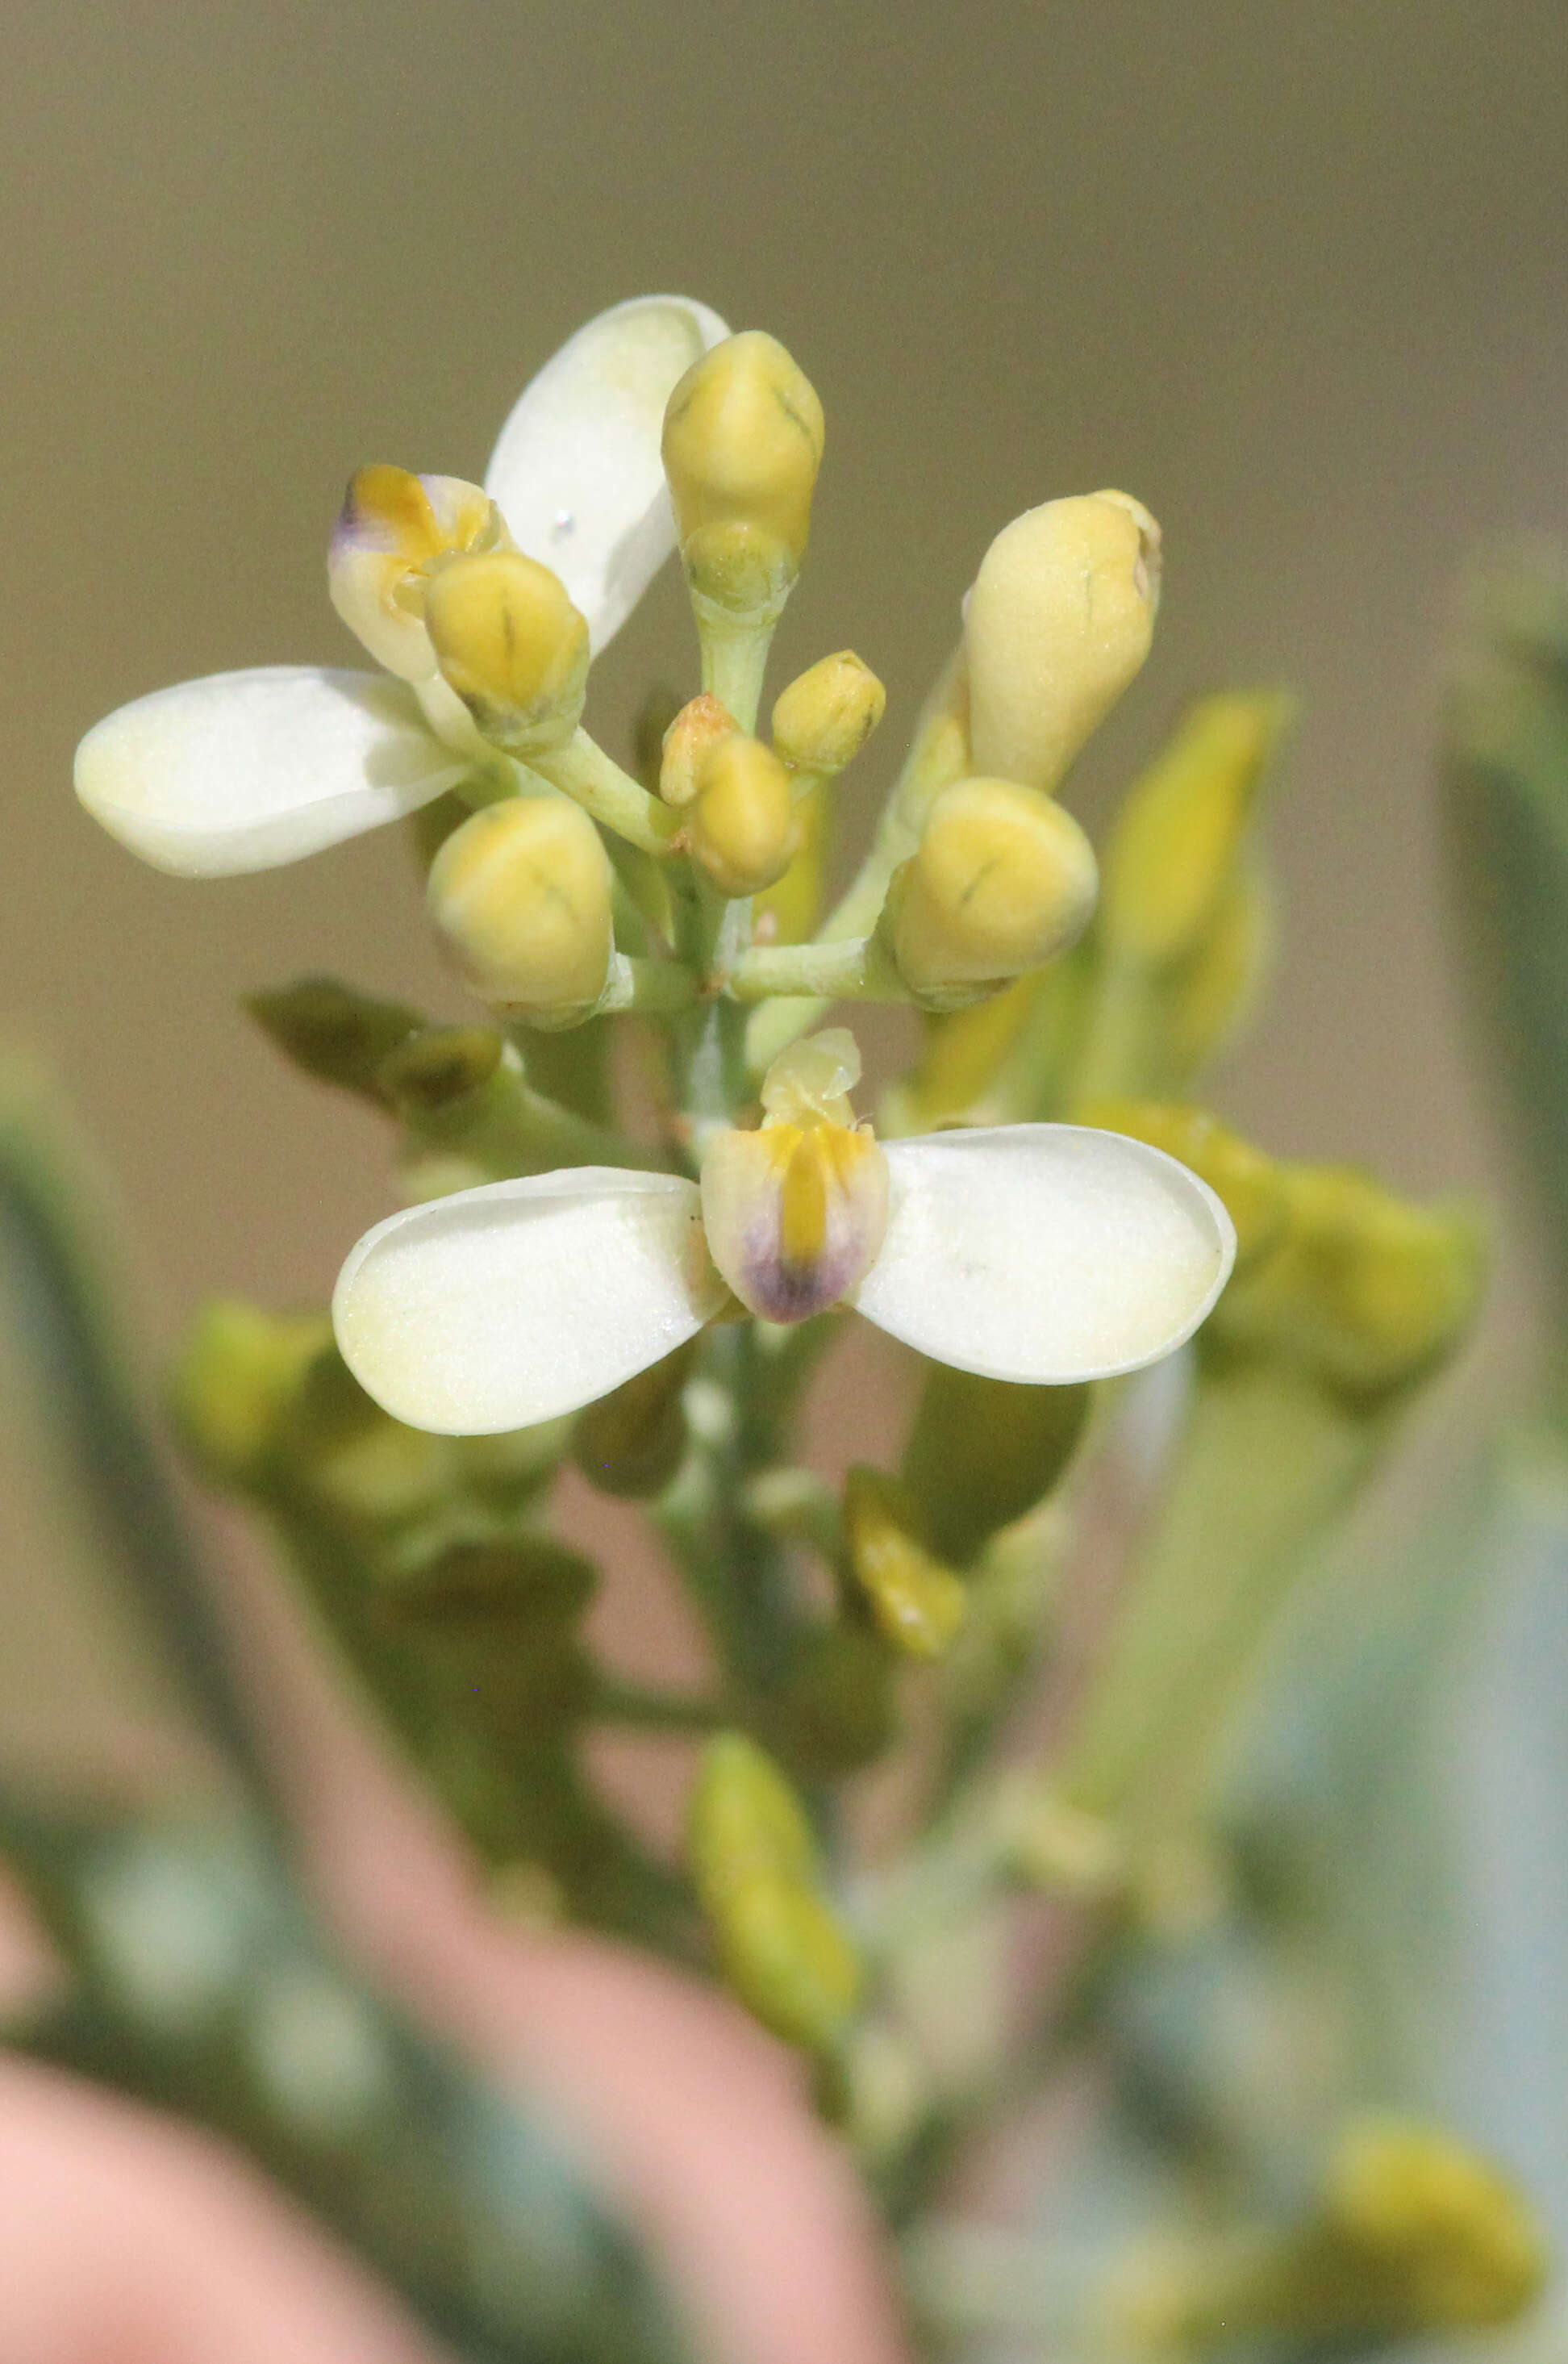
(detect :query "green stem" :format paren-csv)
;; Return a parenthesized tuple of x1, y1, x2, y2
(591, 1680, 731, 1734)
(595, 954, 701, 1017)
(698, 612, 778, 735)
(534, 730, 682, 856)
(727, 933, 903, 1003)
(415, 1043, 664, 1176)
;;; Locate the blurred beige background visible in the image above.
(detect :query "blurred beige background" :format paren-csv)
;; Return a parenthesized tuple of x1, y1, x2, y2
(6, 0, 1568, 1347)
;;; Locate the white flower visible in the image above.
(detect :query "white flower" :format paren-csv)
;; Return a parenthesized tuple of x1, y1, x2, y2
(332, 1033, 1236, 1435)
(73, 295, 728, 878)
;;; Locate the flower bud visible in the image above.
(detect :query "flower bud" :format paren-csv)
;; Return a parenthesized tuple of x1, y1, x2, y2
(571, 1338, 698, 1497)
(426, 796, 613, 1025)
(888, 776, 1098, 1006)
(964, 491, 1161, 790)
(841, 1467, 966, 1659)
(701, 1031, 889, 1322)
(688, 1733, 862, 2053)
(902, 1365, 1090, 1564)
(658, 692, 738, 809)
(771, 651, 886, 777)
(687, 733, 798, 896)
(1313, 2118, 1545, 2331)
(423, 551, 590, 757)
(1075, 1099, 1287, 1272)
(1215, 1164, 1484, 1395)
(375, 1024, 506, 1120)
(169, 1300, 332, 1488)
(1101, 691, 1291, 969)
(244, 975, 424, 1107)
(662, 332, 825, 612)
(328, 466, 510, 681)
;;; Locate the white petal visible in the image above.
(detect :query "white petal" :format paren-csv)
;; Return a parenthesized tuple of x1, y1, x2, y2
(849, 1126, 1236, 1384)
(486, 294, 730, 654)
(333, 1168, 728, 1435)
(74, 667, 473, 878)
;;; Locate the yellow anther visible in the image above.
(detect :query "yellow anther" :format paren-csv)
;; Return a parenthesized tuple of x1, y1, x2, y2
(687, 733, 797, 896)
(1101, 690, 1292, 969)
(425, 795, 612, 1025)
(423, 550, 590, 758)
(1216, 1163, 1484, 1394)
(661, 331, 825, 616)
(1075, 1098, 1287, 1271)
(702, 1030, 890, 1322)
(328, 466, 509, 681)
(842, 1467, 967, 1659)
(658, 692, 738, 808)
(771, 651, 886, 779)
(887, 775, 1099, 1007)
(964, 491, 1161, 791)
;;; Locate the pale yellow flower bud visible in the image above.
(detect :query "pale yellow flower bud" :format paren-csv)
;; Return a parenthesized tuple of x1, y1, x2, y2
(423, 551, 590, 758)
(658, 692, 738, 809)
(965, 491, 1161, 790)
(771, 651, 886, 778)
(169, 1300, 332, 1488)
(426, 796, 612, 1025)
(661, 332, 825, 613)
(888, 776, 1099, 1006)
(687, 733, 798, 896)
(328, 466, 510, 681)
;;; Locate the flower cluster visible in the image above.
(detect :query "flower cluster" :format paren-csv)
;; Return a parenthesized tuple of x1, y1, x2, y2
(76, 293, 1235, 1431)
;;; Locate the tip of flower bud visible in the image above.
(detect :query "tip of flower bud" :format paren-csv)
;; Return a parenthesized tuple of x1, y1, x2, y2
(423, 551, 590, 756)
(1320, 2118, 1545, 2330)
(888, 776, 1099, 1006)
(688, 733, 798, 896)
(328, 467, 509, 681)
(662, 331, 825, 609)
(426, 796, 613, 1024)
(964, 491, 1161, 791)
(772, 651, 886, 777)
(659, 692, 738, 808)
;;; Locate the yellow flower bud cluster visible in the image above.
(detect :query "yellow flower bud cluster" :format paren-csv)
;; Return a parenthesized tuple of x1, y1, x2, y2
(687, 1732, 862, 2053)
(662, 331, 825, 620)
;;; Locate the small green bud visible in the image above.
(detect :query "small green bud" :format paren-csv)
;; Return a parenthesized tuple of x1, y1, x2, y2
(688, 1734, 862, 2053)
(841, 1467, 966, 1659)
(279, 1346, 449, 1524)
(903, 1364, 1091, 1564)
(389, 1535, 597, 1631)
(244, 976, 424, 1106)
(169, 1299, 331, 1487)
(770, 1626, 896, 1777)
(571, 1339, 698, 1497)
(1100, 690, 1292, 970)
(376, 1025, 505, 1119)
